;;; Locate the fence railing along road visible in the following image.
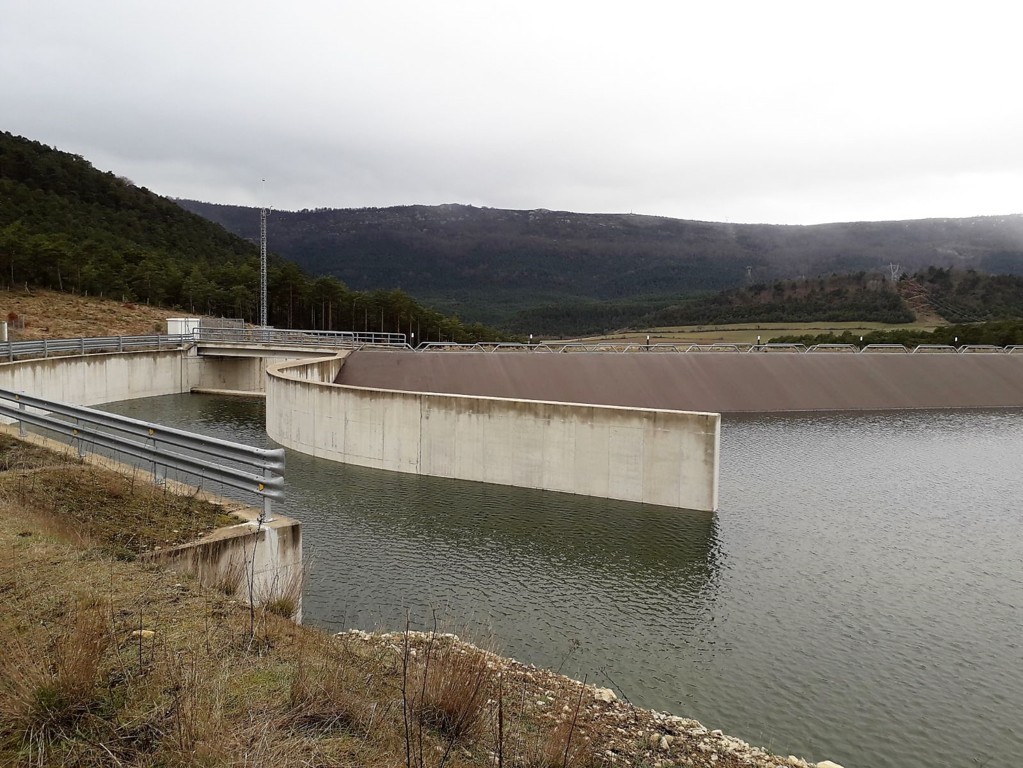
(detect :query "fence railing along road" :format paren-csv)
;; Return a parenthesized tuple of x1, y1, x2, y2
(0, 388, 285, 520)
(0, 333, 195, 361)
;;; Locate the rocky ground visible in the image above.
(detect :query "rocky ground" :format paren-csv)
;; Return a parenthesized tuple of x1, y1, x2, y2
(349, 630, 845, 768)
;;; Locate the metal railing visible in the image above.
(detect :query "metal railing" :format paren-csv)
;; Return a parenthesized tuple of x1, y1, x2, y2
(414, 341, 1023, 355)
(0, 388, 285, 520)
(0, 328, 411, 365)
(4, 329, 1021, 361)
(194, 326, 407, 348)
(0, 334, 193, 361)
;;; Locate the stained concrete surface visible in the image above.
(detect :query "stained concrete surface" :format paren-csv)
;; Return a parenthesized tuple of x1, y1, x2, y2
(336, 350, 1023, 412)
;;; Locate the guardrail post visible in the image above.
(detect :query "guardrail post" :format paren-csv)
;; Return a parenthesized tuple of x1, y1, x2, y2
(261, 466, 273, 523)
(147, 428, 166, 487)
(80, 337, 85, 356)
(17, 397, 26, 437)
(72, 417, 85, 459)
(42, 339, 48, 358)
(7, 342, 12, 362)
(118, 337, 124, 353)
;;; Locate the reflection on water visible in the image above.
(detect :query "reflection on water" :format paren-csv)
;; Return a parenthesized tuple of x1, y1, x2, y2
(102, 395, 1023, 768)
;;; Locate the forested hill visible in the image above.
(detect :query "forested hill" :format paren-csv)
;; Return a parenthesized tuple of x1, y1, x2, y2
(1, 132, 256, 309)
(176, 199, 1023, 325)
(0, 132, 505, 342)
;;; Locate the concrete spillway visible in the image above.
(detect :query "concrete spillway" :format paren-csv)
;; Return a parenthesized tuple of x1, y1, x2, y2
(336, 350, 1023, 412)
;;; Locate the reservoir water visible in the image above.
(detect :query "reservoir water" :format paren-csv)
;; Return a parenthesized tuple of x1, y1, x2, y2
(102, 394, 1023, 768)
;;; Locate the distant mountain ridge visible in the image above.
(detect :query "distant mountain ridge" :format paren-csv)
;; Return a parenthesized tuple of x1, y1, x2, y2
(0, 131, 507, 342)
(175, 200, 1023, 326)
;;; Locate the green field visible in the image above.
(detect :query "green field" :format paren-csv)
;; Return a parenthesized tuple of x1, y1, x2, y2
(567, 320, 945, 345)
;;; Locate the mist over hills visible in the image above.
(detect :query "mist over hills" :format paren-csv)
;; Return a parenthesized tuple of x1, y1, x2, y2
(175, 200, 1023, 327)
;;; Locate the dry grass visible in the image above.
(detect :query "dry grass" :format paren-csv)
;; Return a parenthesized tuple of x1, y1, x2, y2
(0, 287, 180, 340)
(0, 433, 802, 768)
(409, 637, 496, 747)
(0, 433, 235, 560)
(0, 599, 112, 748)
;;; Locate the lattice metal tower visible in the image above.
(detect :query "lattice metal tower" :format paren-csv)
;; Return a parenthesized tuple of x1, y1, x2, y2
(260, 183, 268, 328)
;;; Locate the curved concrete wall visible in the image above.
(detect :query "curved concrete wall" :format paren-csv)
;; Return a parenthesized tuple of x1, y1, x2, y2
(0, 350, 195, 404)
(0, 348, 310, 405)
(337, 350, 1023, 412)
(266, 356, 720, 512)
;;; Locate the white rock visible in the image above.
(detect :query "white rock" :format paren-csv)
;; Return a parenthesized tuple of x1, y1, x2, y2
(593, 687, 617, 703)
(658, 736, 670, 751)
(816, 762, 845, 768)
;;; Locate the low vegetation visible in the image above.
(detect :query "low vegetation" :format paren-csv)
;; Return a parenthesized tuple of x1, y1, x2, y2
(0, 434, 806, 768)
(769, 318, 1023, 348)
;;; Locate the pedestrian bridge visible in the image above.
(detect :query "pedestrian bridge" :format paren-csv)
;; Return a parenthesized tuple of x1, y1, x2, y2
(192, 327, 408, 358)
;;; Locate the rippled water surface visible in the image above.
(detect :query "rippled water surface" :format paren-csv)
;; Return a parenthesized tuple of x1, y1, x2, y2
(103, 396, 1023, 768)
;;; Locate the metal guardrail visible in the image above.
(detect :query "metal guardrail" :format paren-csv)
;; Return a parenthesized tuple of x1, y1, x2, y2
(0, 334, 193, 361)
(0, 388, 285, 520)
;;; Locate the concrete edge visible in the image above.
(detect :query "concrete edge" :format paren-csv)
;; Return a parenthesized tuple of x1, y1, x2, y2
(267, 355, 721, 512)
(267, 354, 722, 419)
(189, 387, 266, 398)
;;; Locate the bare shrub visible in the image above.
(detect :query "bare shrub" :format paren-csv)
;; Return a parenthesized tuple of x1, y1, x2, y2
(416, 643, 495, 744)
(285, 633, 389, 738)
(255, 561, 306, 621)
(512, 717, 601, 768)
(0, 600, 111, 745)
(199, 553, 246, 598)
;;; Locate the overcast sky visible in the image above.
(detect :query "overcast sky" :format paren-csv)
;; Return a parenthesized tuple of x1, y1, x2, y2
(3, 0, 1021, 225)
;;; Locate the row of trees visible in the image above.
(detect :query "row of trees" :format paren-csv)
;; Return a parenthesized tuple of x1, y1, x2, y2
(0, 131, 505, 343)
(0, 222, 503, 342)
(770, 319, 1023, 348)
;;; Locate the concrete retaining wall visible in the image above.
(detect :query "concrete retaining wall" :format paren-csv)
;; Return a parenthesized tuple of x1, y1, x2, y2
(0, 348, 301, 403)
(266, 356, 720, 511)
(144, 510, 304, 623)
(0, 350, 195, 404)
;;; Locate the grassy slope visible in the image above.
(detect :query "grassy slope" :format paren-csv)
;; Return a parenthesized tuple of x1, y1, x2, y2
(0, 287, 179, 340)
(0, 436, 811, 768)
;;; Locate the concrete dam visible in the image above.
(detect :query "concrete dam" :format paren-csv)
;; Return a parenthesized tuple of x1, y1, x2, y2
(265, 347, 1023, 515)
(3, 335, 1021, 515)
(335, 349, 1023, 413)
